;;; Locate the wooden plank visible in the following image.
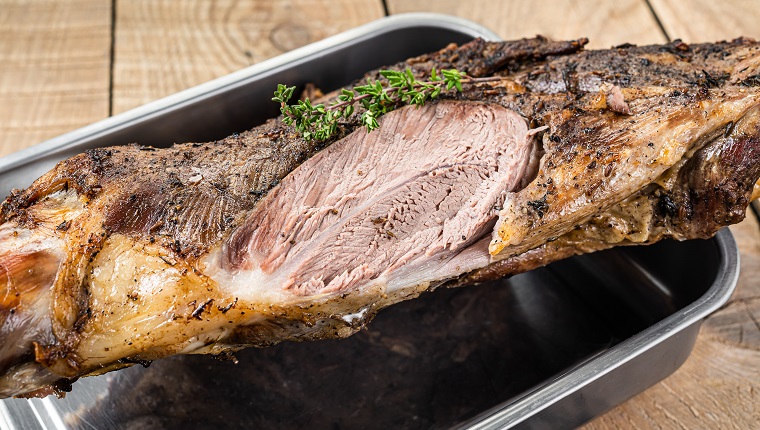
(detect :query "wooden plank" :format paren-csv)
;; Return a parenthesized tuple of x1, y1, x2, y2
(112, 0, 385, 114)
(0, 0, 111, 157)
(649, 0, 760, 42)
(386, 0, 667, 48)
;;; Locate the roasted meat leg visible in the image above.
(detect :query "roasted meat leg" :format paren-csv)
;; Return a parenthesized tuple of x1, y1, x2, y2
(2, 36, 760, 397)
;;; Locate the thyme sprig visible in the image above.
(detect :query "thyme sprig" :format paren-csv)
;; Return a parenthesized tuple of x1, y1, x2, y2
(272, 68, 501, 141)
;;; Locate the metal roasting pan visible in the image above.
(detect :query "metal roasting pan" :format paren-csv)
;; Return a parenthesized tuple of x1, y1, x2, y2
(0, 13, 740, 430)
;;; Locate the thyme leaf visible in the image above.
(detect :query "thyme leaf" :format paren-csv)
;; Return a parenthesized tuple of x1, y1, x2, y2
(273, 68, 501, 141)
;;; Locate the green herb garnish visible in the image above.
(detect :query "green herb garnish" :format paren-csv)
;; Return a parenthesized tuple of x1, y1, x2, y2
(272, 68, 500, 141)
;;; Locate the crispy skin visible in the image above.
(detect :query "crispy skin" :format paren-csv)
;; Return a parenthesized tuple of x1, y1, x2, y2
(458, 38, 760, 282)
(489, 85, 759, 255)
(467, 38, 760, 258)
(2, 37, 760, 397)
(368, 35, 588, 79)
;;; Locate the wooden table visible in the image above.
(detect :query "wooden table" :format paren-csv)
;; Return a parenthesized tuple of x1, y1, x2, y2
(1, 0, 759, 427)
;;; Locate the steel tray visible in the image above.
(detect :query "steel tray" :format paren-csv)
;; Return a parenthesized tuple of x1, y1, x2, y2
(0, 13, 739, 430)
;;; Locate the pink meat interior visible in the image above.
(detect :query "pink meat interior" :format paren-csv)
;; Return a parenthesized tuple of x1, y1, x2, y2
(224, 101, 539, 296)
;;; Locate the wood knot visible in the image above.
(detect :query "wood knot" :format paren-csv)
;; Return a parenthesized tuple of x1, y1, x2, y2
(703, 297, 760, 352)
(269, 22, 311, 52)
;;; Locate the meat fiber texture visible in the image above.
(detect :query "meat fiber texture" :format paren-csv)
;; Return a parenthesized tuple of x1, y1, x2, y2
(1, 36, 760, 398)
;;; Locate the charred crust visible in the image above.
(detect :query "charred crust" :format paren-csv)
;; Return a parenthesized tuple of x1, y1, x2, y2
(84, 148, 113, 174)
(517, 38, 760, 97)
(33, 340, 83, 376)
(17, 378, 76, 399)
(211, 350, 238, 363)
(191, 299, 214, 320)
(72, 306, 92, 333)
(657, 194, 679, 218)
(614, 42, 637, 49)
(365, 36, 588, 85)
(0, 189, 31, 224)
(739, 75, 760, 87)
(51, 376, 76, 395)
(659, 39, 691, 55)
(469, 36, 589, 76)
(117, 357, 152, 368)
(700, 69, 730, 88)
(527, 194, 549, 218)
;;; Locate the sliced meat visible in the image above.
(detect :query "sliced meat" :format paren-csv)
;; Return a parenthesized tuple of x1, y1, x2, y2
(217, 100, 538, 301)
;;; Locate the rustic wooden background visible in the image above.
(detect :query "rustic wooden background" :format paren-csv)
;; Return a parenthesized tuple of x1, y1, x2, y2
(1, 0, 759, 427)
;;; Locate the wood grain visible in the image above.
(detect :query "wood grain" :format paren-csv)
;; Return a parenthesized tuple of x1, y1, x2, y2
(112, 0, 385, 114)
(387, 0, 667, 49)
(649, 0, 760, 42)
(0, 0, 111, 156)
